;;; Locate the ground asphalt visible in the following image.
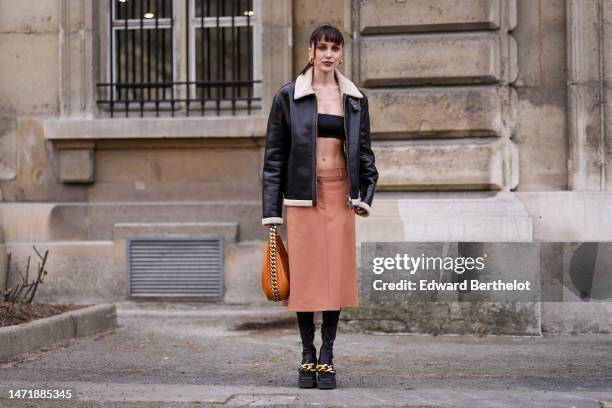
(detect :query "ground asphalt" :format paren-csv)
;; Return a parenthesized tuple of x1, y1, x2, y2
(0, 301, 610, 408)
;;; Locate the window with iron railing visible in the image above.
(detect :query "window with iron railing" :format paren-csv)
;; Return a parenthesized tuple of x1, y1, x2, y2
(96, 0, 261, 118)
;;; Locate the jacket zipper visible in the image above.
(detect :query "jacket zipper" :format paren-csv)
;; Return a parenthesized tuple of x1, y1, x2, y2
(343, 94, 354, 209)
(312, 95, 318, 206)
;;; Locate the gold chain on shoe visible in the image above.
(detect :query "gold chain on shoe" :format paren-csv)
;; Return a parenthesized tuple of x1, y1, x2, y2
(316, 363, 336, 374)
(299, 363, 317, 372)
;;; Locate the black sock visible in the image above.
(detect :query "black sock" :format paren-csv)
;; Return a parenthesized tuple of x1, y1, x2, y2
(296, 311, 314, 327)
(322, 309, 341, 327)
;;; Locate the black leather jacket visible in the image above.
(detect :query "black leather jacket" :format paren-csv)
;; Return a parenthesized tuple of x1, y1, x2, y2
(261, 67, 379, 225)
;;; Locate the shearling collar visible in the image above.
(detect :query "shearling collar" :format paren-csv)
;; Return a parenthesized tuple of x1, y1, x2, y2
(294, 66, 363, 100)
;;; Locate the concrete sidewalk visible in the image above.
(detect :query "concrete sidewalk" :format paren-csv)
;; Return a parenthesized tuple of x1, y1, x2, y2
(0, 301, 610, 408)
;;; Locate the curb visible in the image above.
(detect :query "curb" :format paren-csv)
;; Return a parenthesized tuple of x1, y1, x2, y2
(0, 303, 117, 363)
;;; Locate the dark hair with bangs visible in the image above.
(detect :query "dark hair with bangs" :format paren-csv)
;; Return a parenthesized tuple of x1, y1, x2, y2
(299, 24, 345, 75)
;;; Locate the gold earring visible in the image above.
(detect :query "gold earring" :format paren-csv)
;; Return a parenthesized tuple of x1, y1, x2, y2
(308, 56, 314, 64)
(339, 58, 344, 64)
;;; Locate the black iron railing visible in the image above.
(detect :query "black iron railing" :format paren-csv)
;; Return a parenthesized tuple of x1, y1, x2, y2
(97, 0, 260, 117)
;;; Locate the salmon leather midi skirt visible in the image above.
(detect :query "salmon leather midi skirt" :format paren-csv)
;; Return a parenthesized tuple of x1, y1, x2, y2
(280, 167, 360, 311)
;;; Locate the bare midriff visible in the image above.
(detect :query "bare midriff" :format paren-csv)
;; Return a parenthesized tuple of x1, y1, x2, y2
(316, 136, 346, 170)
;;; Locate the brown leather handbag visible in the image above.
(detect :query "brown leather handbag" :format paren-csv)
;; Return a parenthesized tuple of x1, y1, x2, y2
(261, 225, 290, 302)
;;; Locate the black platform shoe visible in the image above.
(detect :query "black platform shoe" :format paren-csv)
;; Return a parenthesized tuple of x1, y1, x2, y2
(298, 325, 318, 388)
(316, 325, 337, 389)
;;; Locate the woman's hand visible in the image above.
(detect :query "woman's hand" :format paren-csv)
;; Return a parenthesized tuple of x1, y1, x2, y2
(354, 207, 368, 216)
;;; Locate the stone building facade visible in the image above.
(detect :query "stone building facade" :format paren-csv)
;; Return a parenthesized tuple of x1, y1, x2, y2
(0, 0, 610, 334)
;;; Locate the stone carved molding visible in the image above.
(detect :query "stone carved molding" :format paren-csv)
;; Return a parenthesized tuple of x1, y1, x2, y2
(59, 0, 95, 118)
(566, 0, 610, 190)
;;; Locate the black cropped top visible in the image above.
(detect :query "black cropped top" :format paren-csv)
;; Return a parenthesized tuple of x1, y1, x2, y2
(317, 113, 345, 140)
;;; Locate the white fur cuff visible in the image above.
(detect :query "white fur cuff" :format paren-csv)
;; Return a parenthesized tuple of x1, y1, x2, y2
(262, 217, 283, 225)
(355, 201, 371, 217)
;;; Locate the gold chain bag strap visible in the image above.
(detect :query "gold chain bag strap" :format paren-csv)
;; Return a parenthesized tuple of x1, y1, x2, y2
(261, 225, 290, 301)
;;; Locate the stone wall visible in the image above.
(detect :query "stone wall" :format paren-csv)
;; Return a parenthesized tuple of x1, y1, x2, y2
(0, 0, 610, 334)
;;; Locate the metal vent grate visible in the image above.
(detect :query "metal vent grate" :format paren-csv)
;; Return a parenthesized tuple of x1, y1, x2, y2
(127, 237, 224, 298)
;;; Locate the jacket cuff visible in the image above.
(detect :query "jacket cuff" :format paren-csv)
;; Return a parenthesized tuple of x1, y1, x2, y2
(355, 201, 371, 217)
(262, 217, 284, 225)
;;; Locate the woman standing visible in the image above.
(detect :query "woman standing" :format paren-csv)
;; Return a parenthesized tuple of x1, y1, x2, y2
(261, 24, 379, 389)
